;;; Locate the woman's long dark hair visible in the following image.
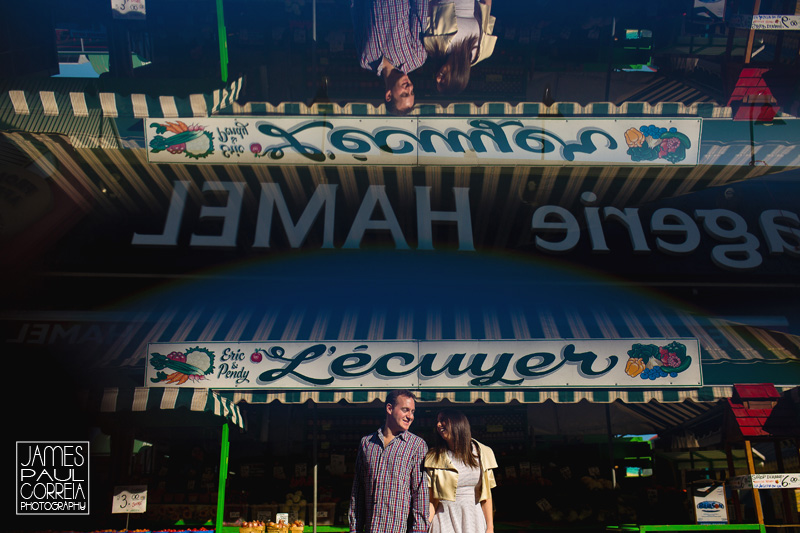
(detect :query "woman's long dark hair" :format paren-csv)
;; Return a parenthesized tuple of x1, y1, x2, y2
(429, 36, 478, 95)
(428, 409, 479, 468)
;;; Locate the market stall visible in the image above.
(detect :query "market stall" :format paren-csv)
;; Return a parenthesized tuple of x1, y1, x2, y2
(5, 85, 800, 533)
(88, 282, 799, 532)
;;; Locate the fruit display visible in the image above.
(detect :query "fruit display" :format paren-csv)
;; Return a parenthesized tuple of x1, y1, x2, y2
(240, 520, 266, 533)
(266, 519, 304, 533)
(624, 124, 692, 164)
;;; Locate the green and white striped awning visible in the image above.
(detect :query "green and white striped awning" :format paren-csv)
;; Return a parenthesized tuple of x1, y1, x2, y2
(218, 386, 797, 435)
(1, 85, 734, 124)
(85, 386, 245, 429)
(223, 387, 743, 405)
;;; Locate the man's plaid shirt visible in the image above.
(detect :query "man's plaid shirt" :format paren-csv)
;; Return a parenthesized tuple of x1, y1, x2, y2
(352, 0, 429, 76)
(349, 428, 429, 533)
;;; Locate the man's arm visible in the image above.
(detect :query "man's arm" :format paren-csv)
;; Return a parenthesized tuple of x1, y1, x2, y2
(409, 441, 430, 533)
(348, 444, 365, 533)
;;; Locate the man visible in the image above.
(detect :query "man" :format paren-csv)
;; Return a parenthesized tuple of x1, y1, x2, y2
(352, 0, 429, 114)
(349, 389, 429, 533)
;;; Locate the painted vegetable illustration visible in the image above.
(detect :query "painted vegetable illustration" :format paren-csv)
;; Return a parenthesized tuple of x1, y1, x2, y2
(625, 357, 646, 377)
(624, 128, 645, 148)
(149, 121, 214, 159)
(150, 347, 215, 384)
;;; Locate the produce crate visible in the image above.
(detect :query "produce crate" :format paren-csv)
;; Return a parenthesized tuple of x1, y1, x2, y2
(252, 504, 279, 522)
(225, 504, 248, 522)
(315, 502, 337, 526)
(266, 527, 303, 533)
(240, 527, 265, 533)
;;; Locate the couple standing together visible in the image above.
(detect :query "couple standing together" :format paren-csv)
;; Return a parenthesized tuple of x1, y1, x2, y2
(352, 0, 498, 114)
(349, 390, 497, 533)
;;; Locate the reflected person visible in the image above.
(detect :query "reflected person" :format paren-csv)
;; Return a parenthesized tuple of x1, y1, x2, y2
(423, 0, 497, 94)
(352, 0, 429, 114)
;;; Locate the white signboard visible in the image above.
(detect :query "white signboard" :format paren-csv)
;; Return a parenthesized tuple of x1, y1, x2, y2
(145, 117, 702, 167)
(112, 0, 146, 20)
(731, 474, 800, 489)
(112, 485, 147, 514)
(729, 15, 800, 30)
(693, 482, 728, 525)
(145, 339, 702, 389)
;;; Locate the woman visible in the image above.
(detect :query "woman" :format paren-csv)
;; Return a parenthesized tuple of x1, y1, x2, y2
(422, 0, 498, 94)
(424, 409, 498, 533)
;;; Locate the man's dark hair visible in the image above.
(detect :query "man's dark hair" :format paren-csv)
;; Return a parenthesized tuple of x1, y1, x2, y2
(385, 389, 416, 408)
(386, 99, 414, 116)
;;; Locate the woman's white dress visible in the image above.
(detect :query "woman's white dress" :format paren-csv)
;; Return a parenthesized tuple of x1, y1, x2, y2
(430, 450, 486, 533)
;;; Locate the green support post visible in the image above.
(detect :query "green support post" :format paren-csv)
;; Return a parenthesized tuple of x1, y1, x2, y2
(216, 422, 230, 532)
(216, 0, 229, 83)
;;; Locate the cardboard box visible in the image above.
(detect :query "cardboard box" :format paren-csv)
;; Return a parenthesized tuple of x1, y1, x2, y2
(315, 502, 336, 525)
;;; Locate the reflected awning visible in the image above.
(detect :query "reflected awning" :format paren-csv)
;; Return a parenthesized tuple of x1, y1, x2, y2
(94, 303, 800, 373)
(6, 298, 798, 436)
(18, 300, 797, 401)
(3, 124, 795, 224)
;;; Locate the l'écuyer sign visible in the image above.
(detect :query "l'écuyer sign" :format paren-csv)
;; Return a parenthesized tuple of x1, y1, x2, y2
(145, 339, 702, 389)
(145, 117, 702, 166)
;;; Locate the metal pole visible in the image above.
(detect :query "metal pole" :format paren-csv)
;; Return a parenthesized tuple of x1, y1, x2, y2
(312, 0, 318, 102)
(605, 403, 617, 489)
(604, 16, 616, 102)
(312, 0, 317, 42)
